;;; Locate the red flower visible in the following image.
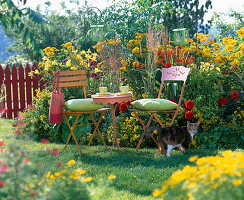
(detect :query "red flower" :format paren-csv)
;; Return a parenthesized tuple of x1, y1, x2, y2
(157, 51, 162, 56)
(0, 141, 5, 146)
(163, 63, 172, 68)
(185, 111, 194, 120)
(169, 99, 177, 103)
(185, 100, 194, 110)
(0, 181, 5, 187)
(218, 97, 229, 106)
(223, 70, 229, 75)
(230, 90, 239, 100)
(30, 192, 36, 197)
(0, 164, 8, 173)
(57, 162, 63, 168)
(53, 148, 59, 156)
(119, 103, 127, 112)
(24, 158, 29, 164)
(41, 138, 49, 144)
(0, 107, 8, 114)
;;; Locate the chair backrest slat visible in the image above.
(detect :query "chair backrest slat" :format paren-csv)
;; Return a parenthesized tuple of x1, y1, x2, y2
(55, 75, 86, 83)
(59, 70, 86, 76)
(161, 66, 190, 82)
(59, 81, 87, 88)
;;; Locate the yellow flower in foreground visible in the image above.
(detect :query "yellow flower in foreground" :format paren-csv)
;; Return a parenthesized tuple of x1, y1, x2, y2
(82, 177, 93, 182)
(152, 189, 163, 197)
(67, 160, 76, 166)
(233, 179, 243, 186)
(34, 69, 40, 74)
(108, 175, 116, 180)
(189, 155, 198, 162)
(71, 66, 77, 71)
(132, 47, 140, 54)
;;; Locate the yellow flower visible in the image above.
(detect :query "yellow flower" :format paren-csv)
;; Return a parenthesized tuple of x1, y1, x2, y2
(230, 59, 240, 66)
(28, 71, 34, 77)
(108, 175, 116, 180)
(95, 68, 102, 73)
(71, 66, 77, 71)
(67, 160, 76, 166)
(233, 179, 243, 186)
(46, 171, 51, 178)
(54, 172, 61, 177)
(152, 189, 163, 197)
(236, 27, 244, 37)
(132, 47, 140, 54)
(224, 45, 235, 51)
(82, 177, 93, 182)
(34, 69, 40, 74)
(132, 61, 139, 68)
(66, 60, 72, 67)
(189, 155, 198, 162)
(87, 49, 91, 54)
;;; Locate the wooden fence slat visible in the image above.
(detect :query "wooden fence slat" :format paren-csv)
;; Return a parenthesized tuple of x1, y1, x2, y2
(5, 65, 12, 119)
(0, 65, 6, 118)
(19, 64, 26, 112)
(32, 63, 39, 96)
(25, 64, 32, 106)
(12, 64, 19, 118)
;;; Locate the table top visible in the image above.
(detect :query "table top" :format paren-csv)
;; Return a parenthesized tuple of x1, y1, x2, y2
(91, 93, 132, 104)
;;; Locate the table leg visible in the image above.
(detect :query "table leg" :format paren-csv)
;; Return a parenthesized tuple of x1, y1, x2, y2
(109, 104, 122, 153)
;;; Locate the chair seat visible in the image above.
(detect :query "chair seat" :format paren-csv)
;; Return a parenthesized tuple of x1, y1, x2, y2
(131, 99, 178, 111)
(130, 108, 177, 113)
(64, 98, 105, 112)
(63, 108, 110, 114)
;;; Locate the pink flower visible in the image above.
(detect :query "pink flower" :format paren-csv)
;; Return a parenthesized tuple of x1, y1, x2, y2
(47, 149, 52, 154)
(0, 181, 5, 187)
(57, 162, 63, 168)
(0, 149, 5, 153)
(0, 164, 8, 173)
(18, 114, 23, 120)
(41, 138, 49, 144)
(0, 141, 5, 146)
(38, 162, 43, 168)
(53, 148, 59, 156)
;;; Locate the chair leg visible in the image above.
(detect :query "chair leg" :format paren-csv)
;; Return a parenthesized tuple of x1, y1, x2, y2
(64, 114, 83, 155)
(88, 111, 108, 150)
(135, 114, 153, 153)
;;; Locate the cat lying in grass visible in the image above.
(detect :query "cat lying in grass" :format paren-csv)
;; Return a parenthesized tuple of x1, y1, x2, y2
(146, 121, 200, 157)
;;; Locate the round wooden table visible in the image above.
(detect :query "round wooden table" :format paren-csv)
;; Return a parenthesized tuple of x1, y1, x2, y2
(91, 93, 132, 153)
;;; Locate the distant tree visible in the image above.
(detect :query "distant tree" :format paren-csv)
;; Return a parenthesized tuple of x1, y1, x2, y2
(212, 9, 244, 40)
(0, 0, 44, 59)
(150, 0, 213, 37)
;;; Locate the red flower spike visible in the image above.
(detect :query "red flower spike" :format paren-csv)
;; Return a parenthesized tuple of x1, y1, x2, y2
(185, 111, 194, 120)
(218, 97, 228, 106)
(119, 103, 127, 112)
(185, 100, 194, 110)
(41, 138, 49, 144)
(230, 90, 239, 100)
(53, 148, 59, 156)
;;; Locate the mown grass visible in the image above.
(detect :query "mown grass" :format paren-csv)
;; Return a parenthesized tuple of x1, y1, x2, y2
(0, 118, 220, 200)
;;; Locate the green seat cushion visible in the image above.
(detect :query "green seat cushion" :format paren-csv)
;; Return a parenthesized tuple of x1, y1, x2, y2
(131, 99, 178, 111)
(64, 98, 104, 111)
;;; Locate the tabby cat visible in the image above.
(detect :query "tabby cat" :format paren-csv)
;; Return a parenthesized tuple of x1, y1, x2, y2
(146, 121, 200, 157)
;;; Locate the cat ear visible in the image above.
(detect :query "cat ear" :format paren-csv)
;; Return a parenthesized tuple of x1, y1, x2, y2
(187, 121, 190, 126)
(197, 121, 200, 125)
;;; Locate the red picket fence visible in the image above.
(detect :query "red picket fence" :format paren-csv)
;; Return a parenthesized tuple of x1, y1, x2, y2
(0, 63, 44, 119)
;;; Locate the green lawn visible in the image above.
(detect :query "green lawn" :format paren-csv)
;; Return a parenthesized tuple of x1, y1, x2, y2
(0, 118, 220, 200)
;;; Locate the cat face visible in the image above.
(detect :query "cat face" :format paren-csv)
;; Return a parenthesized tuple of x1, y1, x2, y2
(187, 121, 200, 139)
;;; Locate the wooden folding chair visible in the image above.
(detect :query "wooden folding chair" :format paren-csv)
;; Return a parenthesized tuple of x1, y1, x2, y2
(54, 70, 110, 155)
(133, 66, 190, 156)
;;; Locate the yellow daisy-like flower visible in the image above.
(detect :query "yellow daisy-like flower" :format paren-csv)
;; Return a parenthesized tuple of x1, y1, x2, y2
(95, 68, 102, 73)
(236, 27, 244, 37)
(82, 177, 93, 182)
(152, 189, 163, 197)
(67, 160, 76, 166)
(34, 69, 40, 74)
(233, 179, 243, 186)
(108, 175, 116, 180)
(66, 60, 72, 67)
(189, 155, 199, 162)
(132, 47, 140, 54)
(71, 66, 77, 71)
(75, 169, 86, 175)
